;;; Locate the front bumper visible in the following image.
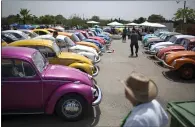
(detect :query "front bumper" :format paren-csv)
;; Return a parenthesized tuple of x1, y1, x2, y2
(162, 61, 174, 69)
(92, 65, 99, 77)
(93, 56, 101, 64)
(145, 50, 157, 55)
(154, 55, 164, 62)
(92, 84, 102, 106)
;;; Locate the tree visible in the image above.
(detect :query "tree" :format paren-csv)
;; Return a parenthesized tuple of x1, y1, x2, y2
(174, 7, 195, 23)
(55, 14, 66, 24)
(90, 15, 100, 21)
(19, 8, 32, 24)
(133, 17, 146, 23)
(148, 14, 166, 23)
(39, 15, 56, 24)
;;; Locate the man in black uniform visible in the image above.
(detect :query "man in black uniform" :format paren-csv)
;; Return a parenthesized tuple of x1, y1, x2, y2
(130, 30, 139, 57)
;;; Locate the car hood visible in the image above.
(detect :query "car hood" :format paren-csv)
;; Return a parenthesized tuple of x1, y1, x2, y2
(148, 38, 163, 42)
(43, 64, 93, 86)
(70, 45, 98, 56)
(151, 41, 173, 50)
(88, 37, 104, 42)
(165, 51, 195, 64)
(58, 52, 92, 65)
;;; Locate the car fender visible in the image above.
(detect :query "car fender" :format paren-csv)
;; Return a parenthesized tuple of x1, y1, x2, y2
(69, 62, 92, 75)
(45, 83, 93, 114)
(172, 58, 195, 70)
(77, 52, 95, 61)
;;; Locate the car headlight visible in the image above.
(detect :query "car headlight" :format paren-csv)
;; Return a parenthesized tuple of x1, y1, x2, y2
(171, 60, 176, 66)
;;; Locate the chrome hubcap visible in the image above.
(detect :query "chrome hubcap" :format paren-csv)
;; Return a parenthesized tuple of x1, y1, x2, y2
(62, 99, 82, 118)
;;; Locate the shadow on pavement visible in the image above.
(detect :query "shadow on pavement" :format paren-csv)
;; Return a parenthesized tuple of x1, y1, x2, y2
(2, 106, 101, 127)
(162, 71, 195, 83)
(146, 55, 157, 61)
(154, 61, 166, 69)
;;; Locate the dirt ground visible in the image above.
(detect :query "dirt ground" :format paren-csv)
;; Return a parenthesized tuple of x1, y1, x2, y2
(2, 39, 195, 127)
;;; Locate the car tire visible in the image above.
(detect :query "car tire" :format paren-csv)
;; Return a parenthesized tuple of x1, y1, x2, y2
(179, 64, 195, 80)
(56, 94, 88, 121)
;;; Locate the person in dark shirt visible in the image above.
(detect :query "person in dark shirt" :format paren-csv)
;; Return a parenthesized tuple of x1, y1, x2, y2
(130, 30, 139, 57)
(122, 27, 127, 42)
(127, 27, 131, 40)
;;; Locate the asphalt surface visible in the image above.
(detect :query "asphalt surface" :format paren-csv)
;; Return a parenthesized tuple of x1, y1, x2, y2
(2, 39, 195, 127)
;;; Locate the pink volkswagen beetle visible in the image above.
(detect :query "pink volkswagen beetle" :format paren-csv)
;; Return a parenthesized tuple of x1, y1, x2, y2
(2, 46, 102, 121)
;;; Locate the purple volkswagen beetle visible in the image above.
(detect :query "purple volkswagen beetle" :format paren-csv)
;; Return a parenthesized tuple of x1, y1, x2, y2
(2, 46, 102, 121)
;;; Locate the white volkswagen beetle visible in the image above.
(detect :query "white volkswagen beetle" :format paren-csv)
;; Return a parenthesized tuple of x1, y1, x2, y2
(33, 35, 101, 63)
(148, 35, 195, 55)
(2, 30, 30, 40)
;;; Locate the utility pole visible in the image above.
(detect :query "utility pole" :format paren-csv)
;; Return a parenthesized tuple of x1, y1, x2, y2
(183, 0, 186, 34)
(176, 0, 186, 33)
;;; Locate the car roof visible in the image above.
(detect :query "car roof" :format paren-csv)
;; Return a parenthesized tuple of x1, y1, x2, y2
(56, 35, 66, 40)
(2, 30, 24, 34)
(2, 46, 36, 59)
(34, 34, 53, 39)
(58, 32, 72, 37)
(33, 29, 50, 33)
(8, 39, 53, 47)
(175, 35, 195, 39)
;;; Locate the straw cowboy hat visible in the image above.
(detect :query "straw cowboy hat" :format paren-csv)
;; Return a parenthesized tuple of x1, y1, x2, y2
(124, 72, 158, 103)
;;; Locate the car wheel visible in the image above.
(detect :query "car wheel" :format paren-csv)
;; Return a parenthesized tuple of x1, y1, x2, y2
(179, 64, 194, 80)
(56, 94, 87, 121)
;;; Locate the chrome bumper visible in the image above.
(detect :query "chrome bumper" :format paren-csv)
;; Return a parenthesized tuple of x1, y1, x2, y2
(154, 55, 164, 62)
(162, 61, 174, 69)
(145, 50, 157, 55)
(92, 65, 99, 77)
(92, 84, 102, 106)
(94, 56, 101, 64)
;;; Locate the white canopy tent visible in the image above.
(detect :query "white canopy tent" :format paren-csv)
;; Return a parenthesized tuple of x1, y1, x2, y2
(87, 21, 100, 24)
(138, 21, 166, 28)
(107, 21, 124, 26)
(125, 22, 139, 26)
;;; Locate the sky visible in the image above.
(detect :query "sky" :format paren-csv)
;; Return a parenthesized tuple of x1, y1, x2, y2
(2, 0, 195, 21)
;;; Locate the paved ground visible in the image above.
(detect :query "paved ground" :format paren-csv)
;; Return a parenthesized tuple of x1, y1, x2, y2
(2, 39, 195, 127)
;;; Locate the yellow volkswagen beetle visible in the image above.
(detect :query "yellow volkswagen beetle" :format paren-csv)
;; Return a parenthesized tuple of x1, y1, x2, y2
(2, 40, 7, 47)
(33, 29, 51, 35)
(8, 39, 99, 77)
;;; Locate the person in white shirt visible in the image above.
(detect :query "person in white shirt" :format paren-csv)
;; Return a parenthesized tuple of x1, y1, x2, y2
(121, 72, 169, 127)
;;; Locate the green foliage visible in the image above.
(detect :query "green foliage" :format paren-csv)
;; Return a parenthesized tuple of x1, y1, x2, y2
(133, 17, 147, 23)
(90, 15, 100, 21)
(19, 8, 32, 24)
(174, 7, 195, 23)
(148, 14, 165, 23)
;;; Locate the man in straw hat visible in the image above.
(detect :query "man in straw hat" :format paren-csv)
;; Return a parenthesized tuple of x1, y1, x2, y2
(121, 72, 169, 127)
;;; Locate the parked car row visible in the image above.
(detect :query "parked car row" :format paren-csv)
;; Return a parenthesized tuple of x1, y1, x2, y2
(1, 28, 113, 121)
(142, 30, 195, 80)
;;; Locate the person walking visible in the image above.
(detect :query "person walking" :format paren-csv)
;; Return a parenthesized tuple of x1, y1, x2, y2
(130, 30, 139, 57)
(121, 72, 169, 127)
(122, 27, 127, 42)
(127, 27, 131, 40)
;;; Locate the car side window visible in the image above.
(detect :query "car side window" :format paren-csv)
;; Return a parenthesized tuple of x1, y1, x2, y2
(2, 59, 36, 78)
(175, 38, 183, 44)
(11, 33, 23, 39)
(35, 46, 56, 58)
(39, 31, 47, 35)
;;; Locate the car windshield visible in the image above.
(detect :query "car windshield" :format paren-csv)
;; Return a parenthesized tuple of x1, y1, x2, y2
(168, 36, 177, 43)
(23, 31, 39, 38)
(64, 37, 76, 46)
(71, 34, 81, 42)
(32, 51, 47, 73)
(79, 33, 86, 40)
(89, 32, 95, 36)
(181, 39, 189, 49)
(52, 42, 61, 55)
(85, 32, 90, 38)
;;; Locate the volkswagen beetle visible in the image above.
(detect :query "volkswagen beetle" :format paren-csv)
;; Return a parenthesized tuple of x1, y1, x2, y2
(155, 38, 195, 61)
(162, 50, 195, 80)
(8, 39, 99, 77)
(2, 46, 102, 121)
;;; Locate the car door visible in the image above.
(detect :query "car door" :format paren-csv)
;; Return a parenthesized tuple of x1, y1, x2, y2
(2, 58, 43, 113)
